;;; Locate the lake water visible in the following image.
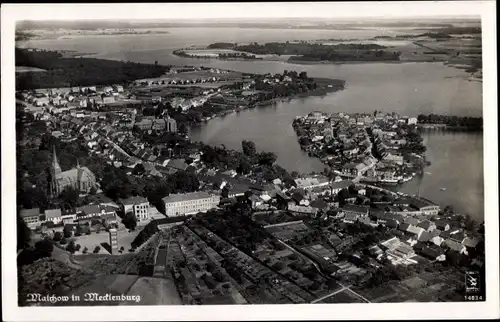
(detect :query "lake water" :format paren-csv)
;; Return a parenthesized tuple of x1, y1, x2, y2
(19, 27, 484, 220)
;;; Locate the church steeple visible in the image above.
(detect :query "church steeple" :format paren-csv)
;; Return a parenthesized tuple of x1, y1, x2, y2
(52, 145, 62, 175)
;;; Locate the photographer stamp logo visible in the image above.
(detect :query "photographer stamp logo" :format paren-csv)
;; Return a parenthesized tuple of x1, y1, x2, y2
(465, 271, 480, 293)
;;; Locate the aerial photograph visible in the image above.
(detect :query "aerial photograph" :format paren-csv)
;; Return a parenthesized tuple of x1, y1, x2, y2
(13, 8, 486, 307)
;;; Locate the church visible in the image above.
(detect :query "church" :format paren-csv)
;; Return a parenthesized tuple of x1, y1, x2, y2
(50, 147, 97, 197)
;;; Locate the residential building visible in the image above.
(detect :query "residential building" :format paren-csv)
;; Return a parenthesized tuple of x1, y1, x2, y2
(435, 220, 451, 231)
(442, 239, 468, 255)
(44, 208, 62, 225)
(407, 117, 418, 125)
(341, 204, 369, 217)
(162, 191, 220, 217)
(417, 220, 436, 231)
(20, 208, 41, 229)
(120, 196, 150, 222)
(329, 180, 353, 195)
(294, 177, 329, 190)
(406, 225, 425, 239)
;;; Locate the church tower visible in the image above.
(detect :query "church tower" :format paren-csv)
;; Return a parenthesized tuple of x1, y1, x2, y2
(50, 146, 62, 197)
(52, 146, 62, 175)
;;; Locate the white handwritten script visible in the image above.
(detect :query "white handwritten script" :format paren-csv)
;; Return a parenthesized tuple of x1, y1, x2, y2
(26, 293, 141, 304)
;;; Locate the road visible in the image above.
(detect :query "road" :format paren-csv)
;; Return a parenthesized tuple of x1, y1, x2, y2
(310, 284, 350, 303)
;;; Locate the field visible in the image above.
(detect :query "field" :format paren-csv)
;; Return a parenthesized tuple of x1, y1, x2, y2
(16, 66, 47, 73)
(125, 277, 182, 305)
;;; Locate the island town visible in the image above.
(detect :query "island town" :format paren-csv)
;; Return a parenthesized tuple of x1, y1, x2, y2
(292, 111, 429, 185)
(15, 48, 484, 306)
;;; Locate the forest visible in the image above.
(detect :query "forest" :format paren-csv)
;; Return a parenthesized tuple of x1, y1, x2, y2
(15, 48, 170, 90)
(207, 41, 400, 62)
(417, 114, 483, 130)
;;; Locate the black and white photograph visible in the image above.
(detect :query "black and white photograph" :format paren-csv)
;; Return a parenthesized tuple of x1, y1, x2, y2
(1, 2, 498, 321)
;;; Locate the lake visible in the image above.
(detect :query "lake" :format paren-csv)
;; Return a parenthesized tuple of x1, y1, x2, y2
(19, 27, 484, 220)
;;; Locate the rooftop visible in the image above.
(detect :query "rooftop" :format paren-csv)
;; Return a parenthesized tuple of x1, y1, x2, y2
(20, 208, 40, 218)
(162, 191, 214, 203)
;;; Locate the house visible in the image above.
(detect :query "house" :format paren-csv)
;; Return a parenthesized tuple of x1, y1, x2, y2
(398, 223, 410, 233)
(380, 236, 401, 251)
(310, 199, 328, 211)
(386, 213, 405, 224)
(430, 235, 445, 247)
(403, 217, 419, 226)
(419, 245, 446, 261)
(20, 208, 41, 229)
(389, 242, 415, 259)
(288, 205, 318, 216)
(103, 96, 115, 105)
(276, 191, 294, 210)
(341, 204, 369, 217)
(450, 231, 466, 243)
(80, 205, 102, 218)
(435, 220, 451, 231)
(417, 220, 436, 232)
(385, 219, 399, 229)
(442, 239, 468, 255)
(417, 230, 434, 243)
(343, 213, 359, 224)
(406, 225, 425, 239)
(166, 158, 189, 172)
(44, 208, 62, 225)
(291, 191, 309, 206)
(462, 237, 480, 249)
(61, 211, 77, 224)
(248, 194, 263, 208)
(329, 180, 353, 195)
(120, 196, 150, 222)
(294, 177, 329, 190)
(101, 212, 118, 226)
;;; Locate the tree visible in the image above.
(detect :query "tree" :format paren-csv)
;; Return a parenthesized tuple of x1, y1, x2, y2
(66, 240, 76, 253)
(82, 246, 88, 254)
(63, 226, 72, 238)
(35, 238, 54, 257)
(74, 224, 82, 237)
(123, 212, 138, 230)
(133, 163, 146, 175)
(17, 215, 31, 250)
(60, 237, 68, 245)
(53, 231, 62, 242)
(236, 157, 252, 175)
(75, 244, 81, 252)
(257, 152, 277, 166)
(60, 186, 80, 209)
(93, 246, 101, 253)
(241, 140, 257, 157)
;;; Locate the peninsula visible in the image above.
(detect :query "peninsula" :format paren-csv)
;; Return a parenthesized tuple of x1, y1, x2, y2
(292, 111, 428, 185)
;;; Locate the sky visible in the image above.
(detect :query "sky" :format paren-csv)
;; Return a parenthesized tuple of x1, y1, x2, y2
(4, 2, 485, 21)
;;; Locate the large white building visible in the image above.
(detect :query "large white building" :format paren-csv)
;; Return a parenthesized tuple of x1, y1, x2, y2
(162, 191, 220, 217)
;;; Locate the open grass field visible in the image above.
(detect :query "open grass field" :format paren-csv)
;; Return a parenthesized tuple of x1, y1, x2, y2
(125, 277, 182, 305)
